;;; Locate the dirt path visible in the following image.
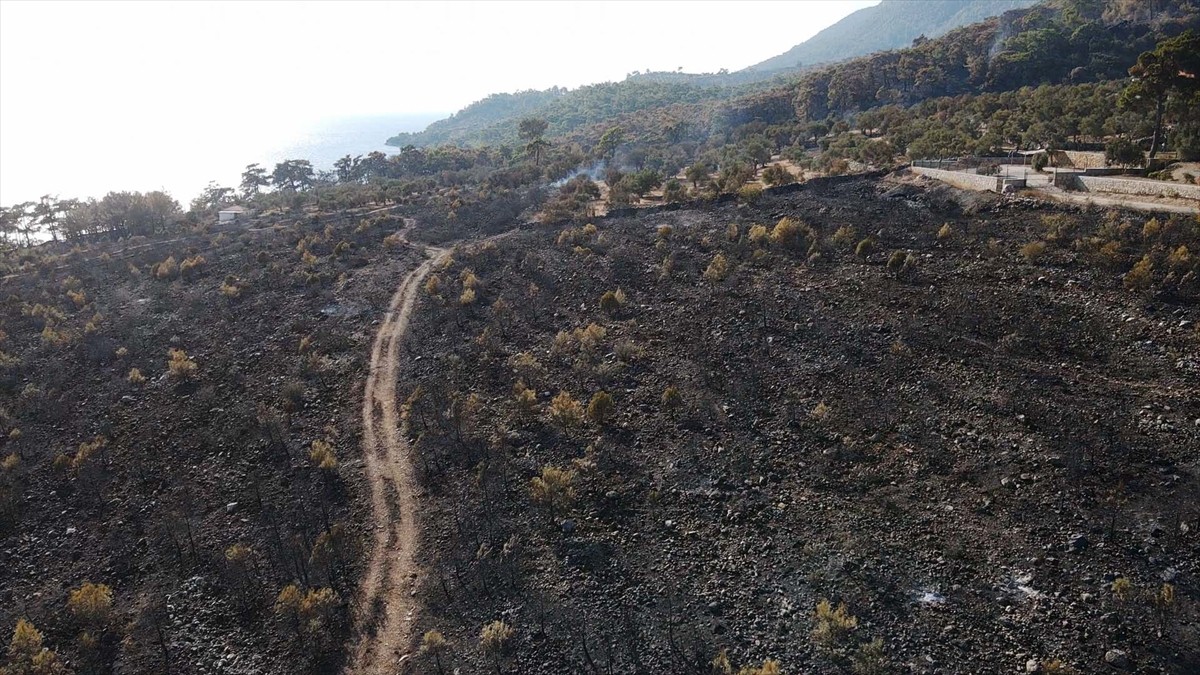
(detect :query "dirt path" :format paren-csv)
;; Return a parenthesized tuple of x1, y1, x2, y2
(344, 222, 447, 675)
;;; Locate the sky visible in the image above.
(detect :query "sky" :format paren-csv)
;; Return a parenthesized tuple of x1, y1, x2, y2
(0, 0, 878, 205)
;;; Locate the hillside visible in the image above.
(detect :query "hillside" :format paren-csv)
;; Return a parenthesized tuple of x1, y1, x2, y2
(399, 178, 1200, 673)
(746, 0, 1038, 72)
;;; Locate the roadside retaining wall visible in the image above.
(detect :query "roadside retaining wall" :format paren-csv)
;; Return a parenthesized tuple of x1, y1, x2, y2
(1069, 175, 1200, 200)
(1051, 150, 1107, 170)
(911, 166, 1000, 192)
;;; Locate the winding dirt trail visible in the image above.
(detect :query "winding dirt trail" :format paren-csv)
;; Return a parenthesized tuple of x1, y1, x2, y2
(345, 223, 447, 675)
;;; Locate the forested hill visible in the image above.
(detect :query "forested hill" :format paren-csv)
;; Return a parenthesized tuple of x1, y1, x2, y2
(385, 71, 785, 149)
(746, 0, 1038, 72)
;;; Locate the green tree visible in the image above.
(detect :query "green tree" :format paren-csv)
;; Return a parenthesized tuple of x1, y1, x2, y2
(684, 163, 709, 189)
(191, 182, 234, 213)
(1119, 31, 1200, 159)
(519, 117, 551, 167)
(271, 159, 315, 192)
(597, 126, 624, 161)
(240, 163, 270, 198)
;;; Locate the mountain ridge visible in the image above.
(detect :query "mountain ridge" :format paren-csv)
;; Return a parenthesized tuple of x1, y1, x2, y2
(745, 0, 1039, 72)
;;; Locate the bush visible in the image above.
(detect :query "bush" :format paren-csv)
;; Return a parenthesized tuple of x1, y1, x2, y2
(1124, 254, 1154, 290)
(152, 256, 178, 280)
(127, 368, 146, 385)
(309, 439, 338, 470)
(762, 163, 797, 186)
(936, 223, 954, 241)
(1020, 241, 1047, 262)
(219, 276, 241, 299)
(587, 391, 615, 425)
(167, 348, 197, 380)
(812, 599, 857, 649)
(855, 238, 875, 257)
(68, 582, 114, 628)
(513, 381, 538, 416)
(831, 225, 856, 248)
(180, 255, 206, 280)
(703, 253, 730, 282)
(737, 184, 763, 203)
(4, 619, 65, 674)
(661, 386, 683, 412)
(549, 391, 583, 427)
(480, 620, 514, 669)
(770, 217, 805, 251)
(530, 466, 575, 515)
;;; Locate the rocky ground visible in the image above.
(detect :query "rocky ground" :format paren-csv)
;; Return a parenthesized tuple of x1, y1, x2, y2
(0, 209, 423, 674)
(398, 177, 1199, 674)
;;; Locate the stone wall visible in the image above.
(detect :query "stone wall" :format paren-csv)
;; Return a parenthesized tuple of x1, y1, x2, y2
(1072, 175, 1200, 200)
(1051, 150, 1107, 170)
(911, 166, 1001, 192)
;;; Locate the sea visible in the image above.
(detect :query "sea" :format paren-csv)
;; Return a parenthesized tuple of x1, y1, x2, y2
(0, 112, 445, 209)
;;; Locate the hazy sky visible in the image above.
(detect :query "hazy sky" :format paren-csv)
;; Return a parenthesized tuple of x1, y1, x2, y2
(0, 0, 877, 205)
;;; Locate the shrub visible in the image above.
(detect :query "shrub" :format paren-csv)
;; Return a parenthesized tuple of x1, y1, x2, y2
(855, 238, 875, 257)
(851, 638, 887, 675)
(575, 323, 606, 353)
(1020, 241, 1047, 262)
(936, 223, 954, 241)
(762, 163, 796, 186)
(1112, 576, 1133, 601)
(614, 339, 642, 363)
(703, 253, 730, 282)
(127, 368, 146, 385)
(4, 619, 65, 674)
(513, 381, 538, 416)
(587, 391, 615, 425)
(748, 224, 769, 246)
(425, 274, 442, 296)
(600, 291, 621, 314)
(421, 630, 449, 674)
(812, 599, 857, 648)
(657, 225, 672, 240)
(459, 288, 477, 306)
(1123, 255, 1154, 290)
(886, 250, 907, 272)
(301, 249, 318, 267)
(153, 256, 178, 280)
(309, 439, 338, 471)
(180, 255, 206, 279)
(281, 381, 305, 411)
(737, 184, 763, 203)
(530, 466, 576, 515)
(831, 226, 856, 248)
(770, 217, 805, 251)
(383, 232, 405, 250)
(67, 582, 113, 627)
(549, 391, 583, 427)
(167, 349, 197, 380)
(66, 290, 87, 307)
(661, 386, 683, 412)
(480, 620, 514, 669)
(1167, 245, 1192, 272)
(219, 276, 241, 299)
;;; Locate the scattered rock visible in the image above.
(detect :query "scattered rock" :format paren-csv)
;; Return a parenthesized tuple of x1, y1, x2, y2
(1067, 533, 1089, 552)
(1104, 649, 1130, 670)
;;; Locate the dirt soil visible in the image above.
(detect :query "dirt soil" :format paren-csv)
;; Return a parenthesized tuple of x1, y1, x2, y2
(345, 222, 447, 674)
(396, 177, 1199, 674)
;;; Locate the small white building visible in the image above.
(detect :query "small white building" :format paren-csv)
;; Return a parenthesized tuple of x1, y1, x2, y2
(218, 205, 254, 223)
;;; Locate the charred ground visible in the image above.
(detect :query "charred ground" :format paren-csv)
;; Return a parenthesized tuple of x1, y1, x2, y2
(0, 209, 424, 674)
(399, 177, 1199, 674)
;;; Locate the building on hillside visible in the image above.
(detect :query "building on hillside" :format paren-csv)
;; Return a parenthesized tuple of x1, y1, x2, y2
(218, 205, 254, 223)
